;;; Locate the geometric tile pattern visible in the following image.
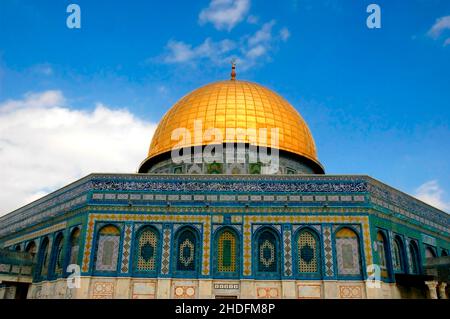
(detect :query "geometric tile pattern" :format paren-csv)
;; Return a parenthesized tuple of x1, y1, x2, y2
(95, 235, 120, 272)
(323, 226, 334, 276)
(80, 212, 373, 278)
(242, 215, 372, 277)
(217, 230, 237, 272)
(92, 281, 114, 299)
(173, 286, 196, 299)
(136, 228, 158, 271)
(257, 232, 277, 272)
(82, 214, 212, 275)
(283, 229, 292, 276)
(120, 225, 132, 273)
(336, 236, 361, 276)
(339, 285, 362, 299)
(298, 230, 318, 273)
(176, 230, 197, 271)
(161, 228, 171, 275)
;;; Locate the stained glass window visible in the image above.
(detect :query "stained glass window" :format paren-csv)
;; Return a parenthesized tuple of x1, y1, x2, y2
(256, 229, 279, 273)
(135, 227, 159, 272)
(335, 228, 361, 276)
(176, 228, 198, 272)
(95, 225, 120, 272)
(216, 229, 238, 273)
(297, 230, 319, 274)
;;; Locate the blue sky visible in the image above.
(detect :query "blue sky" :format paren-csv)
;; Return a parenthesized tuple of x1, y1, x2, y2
(0, 0, 449, 214)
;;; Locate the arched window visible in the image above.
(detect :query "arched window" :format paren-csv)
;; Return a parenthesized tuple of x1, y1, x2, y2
(214, 228, 239, 277)
(38, 237, 50, 279)
(174, 227, 199, 273)
(392, 237, 404, 272)
(15, 245, 21, 251)
(51, 233, 64, 277)
(134, 226, 159, 273)
(95, 225, 121, 272)
(296, 229, 321, 276)
(68, 228, 81, 265)
(25, 241, 37, 260)
(441, 249, 448, 257)
(255, 228, 280, 276)
(376, 232, 389, 279)
(335, 227, 362, 276)
(408, 241, 420, 275)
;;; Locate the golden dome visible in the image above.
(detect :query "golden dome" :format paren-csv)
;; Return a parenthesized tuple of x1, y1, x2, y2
(141, 79, 322, 171)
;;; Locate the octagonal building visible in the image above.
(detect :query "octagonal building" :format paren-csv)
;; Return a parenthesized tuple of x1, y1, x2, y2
(0, 72, 449, 299)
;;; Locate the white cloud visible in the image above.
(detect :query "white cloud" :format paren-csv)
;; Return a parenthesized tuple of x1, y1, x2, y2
(160, 20, 288, 70)
(162, 38, 236, 65)
(199, 0, 250, 31)
(444, 38, 450, 47)
(0, 91, 157, 216)
(247, 20, 275, 47)
(279, 27, 290, 42)
(414, 180, 450, 212)
(427, 15, 450, 39)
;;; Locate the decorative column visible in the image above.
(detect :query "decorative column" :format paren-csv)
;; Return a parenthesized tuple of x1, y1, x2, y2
(438, 282, 447, 299)
(425, 281, 438, 299)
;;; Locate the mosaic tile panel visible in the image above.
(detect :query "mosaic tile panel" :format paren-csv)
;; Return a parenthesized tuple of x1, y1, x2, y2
(120, 225, 132, 273)
(336, 237, 361, 276)
(257, 231, 277, 272)
(298, 230, 318, 273)
(95, 235, 120, 272)
(323, 226, 334, 276)
(136, 228, 158, 272)
(283, 229, 292, 276)
(176, 230, 197, 271)
(217, 230, 237, 272)
(161, 228, 171, 275)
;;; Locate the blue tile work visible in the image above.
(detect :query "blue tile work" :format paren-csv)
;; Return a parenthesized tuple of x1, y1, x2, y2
(120, 224, 132, 273)
(0, 174, 449, 284)
(322, 226, 334, 277)
(1, 174, 449, 239)
(161, 227, 171, 275)
(283, 227, 292, 277)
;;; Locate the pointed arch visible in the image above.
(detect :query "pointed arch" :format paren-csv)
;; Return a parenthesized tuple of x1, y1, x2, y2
(68, 227, 81, 266)
(50, 232, 65, 278)
(408, 240, 420, 275)
(133, 225, 160, 274)
(94, 224, 121, 272)
(213, 227, 240, 278)
(376, 231, 390, 279)
(392, 235, 405, 273)
(173, 226, 200, 275)
(37, 237, 50, 279)
(25, 241, 37, 260)
(335, 227, 362, 277)
(296, 227, 321, 277)
(254, 227, 281, 278)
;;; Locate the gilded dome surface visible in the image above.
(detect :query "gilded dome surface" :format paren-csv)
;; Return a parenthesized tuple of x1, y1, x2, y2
(144, 79, 321, 169)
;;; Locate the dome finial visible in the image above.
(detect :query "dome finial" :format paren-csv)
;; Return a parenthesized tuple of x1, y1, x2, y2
(230, 59, 236, 80)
